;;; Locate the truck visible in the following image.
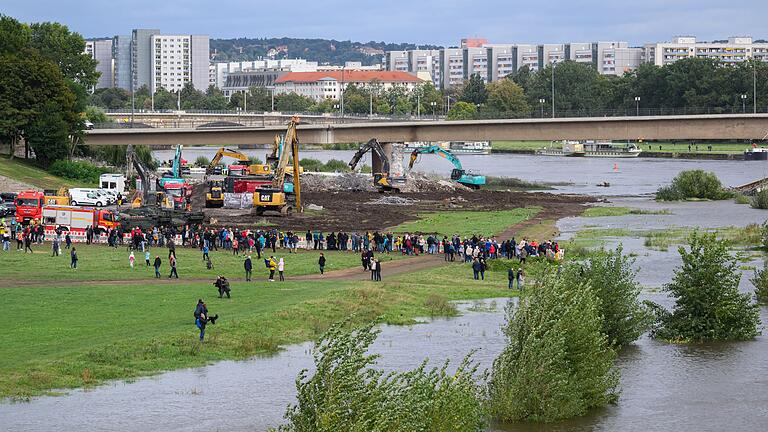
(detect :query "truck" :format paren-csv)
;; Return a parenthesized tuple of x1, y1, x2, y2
(14, 190, 44, 225)
(42, 205, 120, 235)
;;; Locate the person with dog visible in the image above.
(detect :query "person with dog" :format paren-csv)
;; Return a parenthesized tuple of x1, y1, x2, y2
(194, 299, 218, 342)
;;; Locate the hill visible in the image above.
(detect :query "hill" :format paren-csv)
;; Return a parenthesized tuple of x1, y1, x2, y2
(210, 37, 442, 65)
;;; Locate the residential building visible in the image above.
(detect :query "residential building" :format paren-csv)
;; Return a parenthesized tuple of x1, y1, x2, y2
(643, 36, 768, 66)
(273, 70, 423, 102)
(112, 35, 131, 90)
(131, 29, 160, 91)
(149, 34, 209, 93)
(84, 38, 114, 89)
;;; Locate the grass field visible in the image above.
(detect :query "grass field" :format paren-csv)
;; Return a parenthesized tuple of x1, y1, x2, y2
(581, 207, 671, 217)
(0, 244, 405, 282)
(492, 140, 749, 154)
(391, 207, 540, 237)
(1, 261, 516, 399)
(0, 157, 89, 189)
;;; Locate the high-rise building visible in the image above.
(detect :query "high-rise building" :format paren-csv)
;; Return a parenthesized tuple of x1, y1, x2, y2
(84, 38, 114, 89)
(131, 29, 160, 91)
(149, 34, 210, 93)
(112, 35, 131, 90)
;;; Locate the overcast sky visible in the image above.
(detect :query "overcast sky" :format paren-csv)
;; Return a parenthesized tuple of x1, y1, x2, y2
(3, 0, 767, 46)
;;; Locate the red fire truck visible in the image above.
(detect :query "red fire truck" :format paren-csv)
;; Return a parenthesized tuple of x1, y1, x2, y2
(42, 205, 120, 235)
(15, 190, 45, 225)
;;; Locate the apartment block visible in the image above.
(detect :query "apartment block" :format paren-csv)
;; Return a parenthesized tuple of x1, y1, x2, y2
(84, 38, 114, 89)
(112, 35, 131, 90)
(644, 36, 768, 66)
(149, 34, 209, 93)
(273, 70, 422, 102)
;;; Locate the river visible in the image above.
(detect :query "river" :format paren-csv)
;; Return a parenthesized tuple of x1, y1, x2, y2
(4, 155, 768, 431)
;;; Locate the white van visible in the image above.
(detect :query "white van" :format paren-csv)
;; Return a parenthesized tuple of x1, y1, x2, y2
(100, 174, 126, 192)
(69, 189, 107, 207)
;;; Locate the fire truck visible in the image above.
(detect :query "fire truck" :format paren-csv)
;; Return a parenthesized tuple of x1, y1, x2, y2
(41, 205, 120, 235)
(15, 190, 45, 225)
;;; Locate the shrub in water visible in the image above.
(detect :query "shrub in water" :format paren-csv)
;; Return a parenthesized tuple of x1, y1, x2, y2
(322, 159, 350, 172)
(655, 169, 731, 201)
(280, 320, 486, 431)
(750, 189, 768, 209)
(750, 264, 768, 305)
(646, 231, 760, 342)
(487, 271, 618, 422)
(194, 156, 210, 167)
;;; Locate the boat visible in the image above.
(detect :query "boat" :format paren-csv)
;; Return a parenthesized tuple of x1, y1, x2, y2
(744, 145, 768, 161)
(537, 140, 641, 158)
(447, 141, 491, 155)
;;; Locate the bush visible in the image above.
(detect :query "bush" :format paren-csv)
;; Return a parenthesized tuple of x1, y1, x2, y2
(249, 156, 263, 165)
(280, 320, 486, 431)
(194, 156, 210, 167)
(734, 193, 751, 205)
(573, 246, 650, 347)
(646, 231, 760, 342)
(322, 159, 349, 172)
(299, 158, 323, 172)
(48, 160, 108, 184)
(750, 189, 768, 209)
(299, 158, 350, 173)
(750, 264, 768, 304)
(655, 170, 732, 201)
(487, 271, 618, 422)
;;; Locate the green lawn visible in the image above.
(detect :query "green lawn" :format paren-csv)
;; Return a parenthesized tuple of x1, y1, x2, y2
(581, 207, 671, 217)
(0, 244, 406, 282)
(391, 207, 541, 237)
(0, 157, 89, 189)
(492, 140, 749, 154)
(2, 266, 516, 399)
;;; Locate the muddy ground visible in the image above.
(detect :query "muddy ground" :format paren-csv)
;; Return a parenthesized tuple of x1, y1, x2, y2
(205, 190, 594, 232)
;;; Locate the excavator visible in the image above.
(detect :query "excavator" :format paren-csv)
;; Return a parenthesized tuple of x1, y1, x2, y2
(408, 145, 486, 189)
(206, 147, 272, 177)
(252, 116, 302, 216)
(348, 138, 406, 192)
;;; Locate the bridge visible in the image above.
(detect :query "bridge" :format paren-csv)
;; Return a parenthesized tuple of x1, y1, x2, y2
(102, 111, 391, 129)
(85, 114, 768, 147)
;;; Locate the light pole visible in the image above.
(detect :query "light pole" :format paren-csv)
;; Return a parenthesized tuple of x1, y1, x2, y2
(551, 60, 557, 118)
(271, 88, 275, 112)
(634, 96, 641, 116)
(369, 90, 373, 117)
(416, 93, 421, 118)
(741, 94, 747, 113)
(538, 98, 545, 118)
(243, 91, 247, 113)
(130, 80, 135, 128)
(430, 101, 437, 119)
(340, 66, 345, 117)
(754, 62, 757, 114)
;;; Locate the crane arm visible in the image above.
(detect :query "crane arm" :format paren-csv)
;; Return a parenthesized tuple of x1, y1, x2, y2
(272, 117, 299, 190)
(171, 145, 183, 178)
(208, 148, 250, 173)
(349, 138, 390, 174)
(408, 146, 463, 171)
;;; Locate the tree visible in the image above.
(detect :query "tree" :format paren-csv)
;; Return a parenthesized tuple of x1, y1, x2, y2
(526, 60, 605, 115)
(29, 22, 99, 89)
(153, 88, 177, 110)
(246, 86, 272, 111)
(488, 271, 618, 422)
(202, 85, 229, 110)
(571, 246, 650, 347)
(460, 73, 487, 105)
(508, 65, 532, 94)
(227, 91, 244, 110)
(84, 105, 109, 123)
(410, 82, 442, 116)
(485, 79, 530, 117)
(26, 102, 70, 167)
(275, 92, 314, 112)
(0, 14, 30, 55)
(89, 88, 131, 109)
(446, 101, 477, 120)
(647, 231, 760, 341)
(179, 82, 206, 110)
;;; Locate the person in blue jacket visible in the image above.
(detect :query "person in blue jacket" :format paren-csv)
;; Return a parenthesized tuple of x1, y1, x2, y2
(194, 299, 218, 342)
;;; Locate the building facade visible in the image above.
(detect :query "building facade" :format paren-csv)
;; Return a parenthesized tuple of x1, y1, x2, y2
(84, 38, 114, 89)
(149, 34, 209, 93)
(644, 36, 768, 66)
(112, 35, 131, 90)
(273, 71, 423, 102)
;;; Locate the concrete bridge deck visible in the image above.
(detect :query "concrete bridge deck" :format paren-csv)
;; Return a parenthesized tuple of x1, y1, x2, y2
(85, 114, 768, 146)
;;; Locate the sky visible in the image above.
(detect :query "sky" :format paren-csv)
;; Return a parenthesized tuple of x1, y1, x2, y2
(3, 0, 767, 46)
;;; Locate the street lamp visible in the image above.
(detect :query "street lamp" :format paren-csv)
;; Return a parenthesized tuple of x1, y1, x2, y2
(741, 94, 747, 113)
(430, 101, 437, 119)
(551, 60, 557, 118)
(634, 96, 641, 116)
(271, 88, 275, 112)
(538, 98, 545, 118)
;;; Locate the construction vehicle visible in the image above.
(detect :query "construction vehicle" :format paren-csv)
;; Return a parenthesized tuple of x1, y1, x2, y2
(207, 147, 272, 177)
(349, 138, 406, 191)
(158, 145, 188, 187)
(14, 190, 45, 225)
(205, 180, 224, 208)
(407, 145, 486, 189)
(43, 187, 70, 205)
(253, 116, 302, 216)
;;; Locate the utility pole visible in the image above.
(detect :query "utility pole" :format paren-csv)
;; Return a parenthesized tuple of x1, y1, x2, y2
(369, 90, 373, 116)
(754, 62, 758, 114)
(271, 89, 275, 111)
(417, 93, 421, 118)
(177, 89, 181, 110)
(551, 60, 556, 119)
(130, 81, 135, 128)
(243, 91, 247, 112)
(340, 66, 345, 117)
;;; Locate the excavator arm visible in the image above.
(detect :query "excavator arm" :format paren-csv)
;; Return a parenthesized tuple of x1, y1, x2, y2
(271, 117, 299, 191)
(171, 145, 183, 178)
(349, 139, 395, 189)
(408, 145, 485, 189)
(207, 148, 250, 174)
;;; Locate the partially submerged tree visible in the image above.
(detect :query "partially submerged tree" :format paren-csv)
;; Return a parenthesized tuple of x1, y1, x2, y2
(647, 231, 760, 341)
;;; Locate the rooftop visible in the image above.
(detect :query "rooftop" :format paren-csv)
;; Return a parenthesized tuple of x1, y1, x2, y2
(275, 71, 422, 84)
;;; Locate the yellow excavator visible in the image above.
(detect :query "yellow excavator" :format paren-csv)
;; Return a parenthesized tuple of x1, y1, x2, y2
(253, 116, 302, 216)
(207, 147, 272, 176)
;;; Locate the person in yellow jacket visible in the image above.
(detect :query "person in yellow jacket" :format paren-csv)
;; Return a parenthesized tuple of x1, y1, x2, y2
(268, 256, 277, 281)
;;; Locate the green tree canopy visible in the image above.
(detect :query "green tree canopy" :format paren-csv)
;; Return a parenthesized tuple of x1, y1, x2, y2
(485, 79, 530, 117)
(459, 73, 487, 105)
(447, 101, 477, 120)
(29, 21, 99, 89)
(275, 92, 314, 112)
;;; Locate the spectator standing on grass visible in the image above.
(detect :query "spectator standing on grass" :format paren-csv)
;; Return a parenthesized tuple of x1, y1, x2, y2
(65, 232, 71, 249)
(375, 259, 382, 281)
(318, 253, 326, 275)
(24, 231, 33, 253)
(517, 269, 525, 291)
(145, 250, 151, 266)
(169, 254, 179, 279)
(70, 247, 78, 269)
(202, 244, 209, 261)
(370, 258, 377, 280)
(232, 238, 239, 256)
(278, 257, 285, 281)
(153, 256, 162, 278)
(361, 250, 369, 270)
(507, 268, 515, 289)
(51, 235, 60, 257)
(244, 255, 253, 281)
(472, 258, 482, 280)
(268, 256, 277, 281)
(129, 251, 135, 270)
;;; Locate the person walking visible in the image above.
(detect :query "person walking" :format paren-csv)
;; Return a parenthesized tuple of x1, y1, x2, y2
(318, 253, 326, 275)
(278, 257, 285, 281)
(479, 257, 486, 281)
(129, 251, 135, 270)
(202, 244, 209, 262)
(507, 268, 515, 289)
(70, 247, 78, 270)
(268, 256, 276, 281)
(24, 233, 33, 253)
(145, 250, 151, 266)
(168, 254, 179, 278)
(472, 258, 482, 280)
(51, 235, 60, 257)
(153, 256, 162, 278)
(65, 232, 71, 250)
(517, 269, 525, 292)
(244, 255, 253, 281)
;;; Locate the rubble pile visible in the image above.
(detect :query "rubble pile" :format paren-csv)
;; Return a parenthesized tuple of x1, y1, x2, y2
(367, 196, 419, 206)
(300, 172, 470, 193)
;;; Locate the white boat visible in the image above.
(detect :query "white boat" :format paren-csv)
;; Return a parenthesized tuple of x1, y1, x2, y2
(447, 141, 491, 155)
(537, 140, 641, 158)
